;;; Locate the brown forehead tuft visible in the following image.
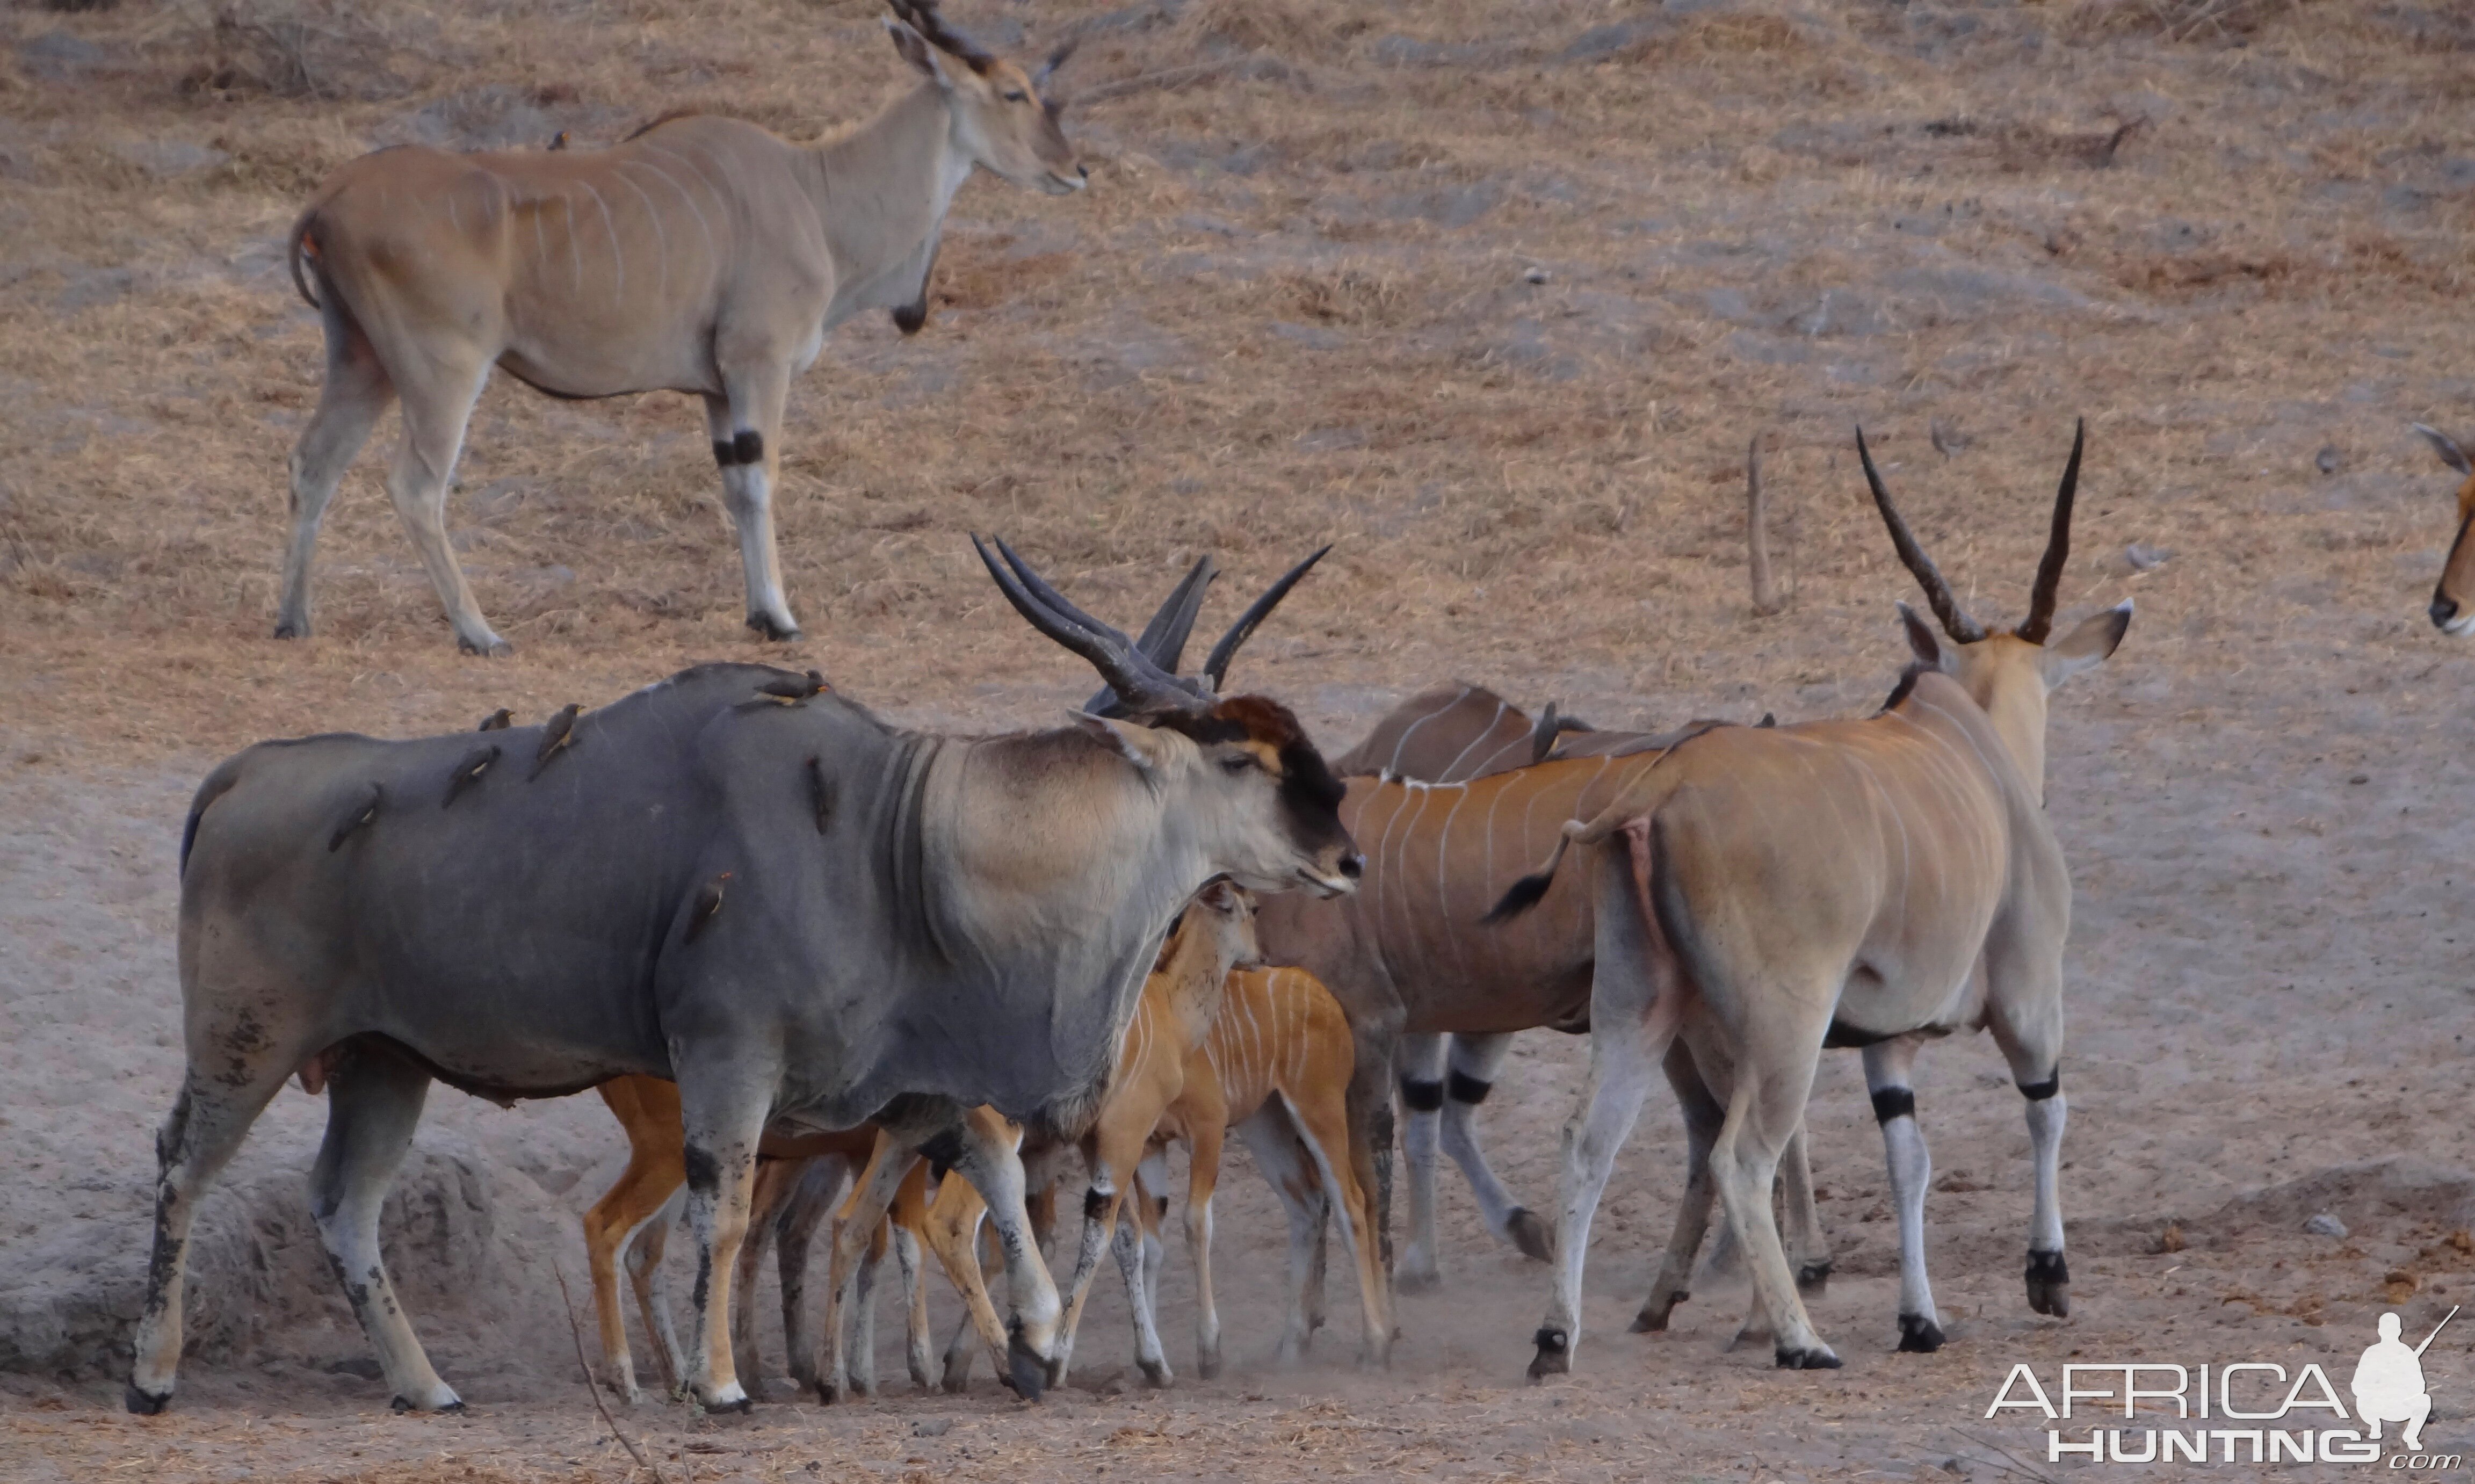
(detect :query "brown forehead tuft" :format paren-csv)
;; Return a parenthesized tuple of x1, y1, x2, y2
(2458, 472, 2475, 520)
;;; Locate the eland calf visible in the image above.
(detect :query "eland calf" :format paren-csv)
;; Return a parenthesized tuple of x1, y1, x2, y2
(276, 1, 1084, 653)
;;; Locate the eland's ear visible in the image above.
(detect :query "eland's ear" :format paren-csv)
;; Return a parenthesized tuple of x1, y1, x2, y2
(2042, 599, 2132, 686)
(1895, 601, 1948, 670)
(886, 17, 952, 85)
(1069, 710, 1181, 773)
(2415, 423, 2473, 477)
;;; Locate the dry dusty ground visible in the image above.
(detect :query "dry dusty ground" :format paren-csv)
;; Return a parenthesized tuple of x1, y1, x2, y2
(6, 0, 2475, 1478)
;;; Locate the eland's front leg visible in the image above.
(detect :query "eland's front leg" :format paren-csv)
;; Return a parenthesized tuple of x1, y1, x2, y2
(675, 1072, 771, 1411)
(704, 370, 800, 643)
(941, 1109, 1059, 1398)
(1395, 1032, 1448, 1290)
(1439, 1032, 1550, 1262)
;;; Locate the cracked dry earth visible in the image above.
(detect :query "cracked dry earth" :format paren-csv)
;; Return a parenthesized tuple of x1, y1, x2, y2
(8, 0, 2475, 1479)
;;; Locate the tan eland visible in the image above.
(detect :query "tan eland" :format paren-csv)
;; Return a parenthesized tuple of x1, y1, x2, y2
(1490, 423, 2129, 1374)
(275, 1, 1084, 653)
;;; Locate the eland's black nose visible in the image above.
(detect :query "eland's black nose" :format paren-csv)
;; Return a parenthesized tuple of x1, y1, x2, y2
(2433, 595, 2460, 630)
(1338, 852, 1365, 880)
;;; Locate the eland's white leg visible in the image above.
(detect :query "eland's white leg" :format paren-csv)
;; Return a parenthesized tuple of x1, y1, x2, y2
(1863, 1037, 1943, 1352)
(1984, 957, 2071, 1321)
(1530, 838, 1682, 1380)
(1394, 1032, 1447, 1290)
(704, 368, 800, 642)
(1439, 1033, 1550, 1262)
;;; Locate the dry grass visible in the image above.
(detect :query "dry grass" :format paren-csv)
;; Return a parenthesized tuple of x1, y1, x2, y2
(0, 0, 2467, 766)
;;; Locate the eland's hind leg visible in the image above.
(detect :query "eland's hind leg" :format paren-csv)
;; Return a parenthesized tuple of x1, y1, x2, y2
(1982, 952, 2070, 1322)
(1707, 1041, 1837, 1370)
(939, 1109, 1059, 1396)
(1234, 1110, 1327, 1366)
(307, 1039, 461, 1410)
(779, 1155, 853, 1396)
(1634, 1038, 1724, 1333)
(583, 1077, 686, 1404)
(384, 350, 505, 655)
(276, 289, 395, 640)
(1861, 1037, 1943, 1352)
(1531, 836, 1685, 1380)
(127, 1059, 294, 1414)
(1282, 1088, 1394, 1368)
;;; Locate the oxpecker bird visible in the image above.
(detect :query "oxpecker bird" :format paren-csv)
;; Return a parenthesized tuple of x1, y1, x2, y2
(684, 873, 733, 944)
(755, 669, 829, 705)
(443, 745, 500, 808)
(529, 704, 582, 780)
(477, 708, 512, 732)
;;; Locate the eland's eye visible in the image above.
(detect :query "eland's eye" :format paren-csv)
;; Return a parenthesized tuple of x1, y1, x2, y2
(1004, 89, 1029, 102)
(1219, 754, 1254, 775)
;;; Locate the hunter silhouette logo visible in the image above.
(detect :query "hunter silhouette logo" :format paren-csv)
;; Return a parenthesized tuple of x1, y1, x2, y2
(1987, 1307, 2460, 1465)
(2354, 1308, 2454, 1453)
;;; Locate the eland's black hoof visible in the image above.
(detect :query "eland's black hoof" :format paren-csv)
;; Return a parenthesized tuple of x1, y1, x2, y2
(1198, 1351, 1223, 1381)
(1775, 1345, 1843, 1370)
(1007, 1323, 1048, 1402)
(272, 621, 306, 641)
(1507, 1208, 1554, 1263)
(1138, 1360, 1171, 1389)
(1897, 1313, 1946, 1353)
(1630, 1291, 1684, 1333)
(1797, 1258, 1834, 1295)
(814, 1379, 842, 1405)
(746, 614, 803, 643)
(2025, 1251, 2072, 1317)
(125, 1384, 171, 1415)
(1527, 1327, 1571, 1381)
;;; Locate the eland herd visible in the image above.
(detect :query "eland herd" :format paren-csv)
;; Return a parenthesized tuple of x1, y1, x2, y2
(119, 0, 2475, 1425)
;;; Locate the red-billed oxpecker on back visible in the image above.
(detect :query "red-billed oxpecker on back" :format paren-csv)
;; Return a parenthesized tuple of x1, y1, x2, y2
(1488, 423, 2130, 1377)
(128, 539, 1355, 1418)
(273, 0, 1084, 654)
(2414, 424, 2475, 635)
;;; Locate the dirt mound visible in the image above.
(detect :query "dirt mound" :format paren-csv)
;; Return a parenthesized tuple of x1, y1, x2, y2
(0, 1134, 584, 1385)
(2203, 1158, 2475, 1240)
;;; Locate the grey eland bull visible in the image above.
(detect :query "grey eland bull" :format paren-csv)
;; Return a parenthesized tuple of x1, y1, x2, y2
(127, 540, 1360, 1416)
(276, 1, 1084, 653)
(1490, 424, 2128, 1374)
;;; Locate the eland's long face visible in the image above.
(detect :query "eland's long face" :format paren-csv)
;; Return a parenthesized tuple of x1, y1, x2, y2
(951, 56, 1086, 196)
(2414, 425, 2475, 635)
(2433, 475, 2475, 637)
(1156, 698, 1362, 899)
